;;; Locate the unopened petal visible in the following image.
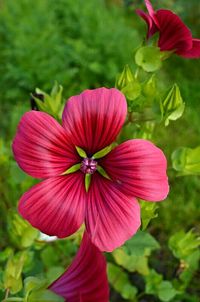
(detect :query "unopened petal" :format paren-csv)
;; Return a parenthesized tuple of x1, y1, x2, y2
(49, 232, 109, 302)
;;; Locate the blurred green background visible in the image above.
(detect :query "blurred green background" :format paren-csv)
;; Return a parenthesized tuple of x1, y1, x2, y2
(0, 0, 200, 301)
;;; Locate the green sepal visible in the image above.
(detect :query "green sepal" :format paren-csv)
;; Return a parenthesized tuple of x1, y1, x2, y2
(61, 163, 81, 175)
(97, 165, 111, 180)
(75, 146, 87, 158)
(85, 174, 91, 192)
(93, 145, 112, 159)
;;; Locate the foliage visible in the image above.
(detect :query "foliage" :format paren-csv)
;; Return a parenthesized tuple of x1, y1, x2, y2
(0, 0, 139, 105)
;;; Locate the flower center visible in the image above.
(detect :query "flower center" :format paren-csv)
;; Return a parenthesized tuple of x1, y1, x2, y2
(80, 158, 97, 174)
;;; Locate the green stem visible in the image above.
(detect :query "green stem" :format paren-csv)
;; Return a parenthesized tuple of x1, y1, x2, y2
(137, 292, 146, 299)
(4, 288, 10, 300)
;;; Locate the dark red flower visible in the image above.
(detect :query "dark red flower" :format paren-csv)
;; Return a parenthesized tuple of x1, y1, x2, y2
(49, 232, 109, 302)
(136, 0, 200, 58)
(13, 87, 169, 252)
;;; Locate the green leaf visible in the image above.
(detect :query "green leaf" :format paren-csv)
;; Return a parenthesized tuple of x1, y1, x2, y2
(168, 230, 200, 260)
(75, 146, 87, 158)
(145, 270, 178, 302)
(41, 246, 60, 267)
(145, 269, 163, 295)
(135, 46, 162, 72)
(157, 281, 178, 302)
(7, 211, 39, 248)
(113, 248, 149, 275)
(93, 145, 112, 159)
(85, 174, 91, 192)
(3, 252, 26, 294)
(28, 289, 64, 302)
(97, 165, 111, 180)
(124, 230, 160, 256)
(61, 163, 81, 175)
(160, 84, 185, 126)
(140, 200, 159, 230)
(113, 231, 160, 275)
(180, 250, 200, 286)
(107, 263, 137, 300)
(46, 267, 65, 284)
(0, 248, 13, 263)
(172, 146, 200, 176)
(24, 277, 47, 296)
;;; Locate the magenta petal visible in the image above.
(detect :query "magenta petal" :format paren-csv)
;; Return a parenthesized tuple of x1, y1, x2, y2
(136, 9, 158, 39)
(100, 139, 169, 202)
(12, 111, 79, 178)
(49, 232, 109, 302)
(156, 9, 192, 53)
(85, 174, 141, 252)
(145, 0, 155, 18)
(18, 173, 86, 238)
(179, 39, 200, 58)
(62, 88, 127, 155)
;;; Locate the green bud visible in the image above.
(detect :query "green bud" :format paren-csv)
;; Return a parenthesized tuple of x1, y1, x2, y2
(160, 84, 185, 126)
(33, 82, 64, 121)
(116, 65, 141, 101)
(142, 74, 157, 98)
(116, 65, 134, 90)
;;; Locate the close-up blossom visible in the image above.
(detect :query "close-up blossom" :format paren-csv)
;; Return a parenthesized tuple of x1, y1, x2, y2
(136, 0, 200, 58)
(49, 232, 109, 302)
(12, 87, 169, 252)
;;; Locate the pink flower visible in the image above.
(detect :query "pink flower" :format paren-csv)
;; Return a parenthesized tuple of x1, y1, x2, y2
(49, 232, 109, 302)
(12, 87, 169, 252)
(136, 0, 200, 58)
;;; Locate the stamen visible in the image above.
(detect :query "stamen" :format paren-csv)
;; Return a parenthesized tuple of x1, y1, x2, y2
(80, 158, 97, 174)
